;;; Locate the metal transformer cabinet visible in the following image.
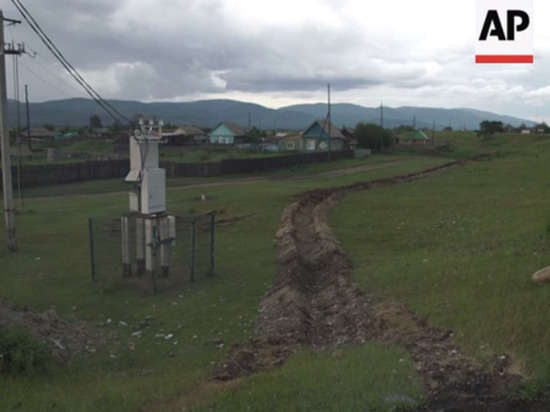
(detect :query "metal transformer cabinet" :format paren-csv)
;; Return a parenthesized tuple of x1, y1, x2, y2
(121, 120, 175, 281)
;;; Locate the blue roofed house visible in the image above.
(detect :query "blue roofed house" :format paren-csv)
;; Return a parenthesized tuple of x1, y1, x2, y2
(209, 122, 246, 145)
(301, 120, 345, 152)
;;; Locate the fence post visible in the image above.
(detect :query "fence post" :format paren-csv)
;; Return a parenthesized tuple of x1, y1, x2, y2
(210, 212, 215, 274)
(88, 218, 96, 282)
(190, 218, 196, 282)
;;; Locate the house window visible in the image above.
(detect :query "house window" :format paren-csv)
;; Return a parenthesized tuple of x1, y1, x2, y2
(306, 140, 315, 151)
(287, 141, 295, 150)
(217, 137, 224, 144)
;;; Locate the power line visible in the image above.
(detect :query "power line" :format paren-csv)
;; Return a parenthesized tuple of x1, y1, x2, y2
(10, 0, 131, 127)
(24, 42, 95, 98)
(11, 0, 128, 125)
(19, 61, 86, 97)
(18, 58, 88, 99)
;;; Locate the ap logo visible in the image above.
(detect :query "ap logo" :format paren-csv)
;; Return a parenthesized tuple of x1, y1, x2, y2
(476, 0, 533, 63)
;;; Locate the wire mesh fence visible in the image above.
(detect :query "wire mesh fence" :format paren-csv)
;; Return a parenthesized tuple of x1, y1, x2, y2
(88, 212, 215, 292)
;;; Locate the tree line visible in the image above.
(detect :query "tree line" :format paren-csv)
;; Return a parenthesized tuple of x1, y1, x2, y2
(478, 120, 549, 137)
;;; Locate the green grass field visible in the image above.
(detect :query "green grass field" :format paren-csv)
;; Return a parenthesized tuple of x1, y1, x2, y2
(1, 133, 550, 410)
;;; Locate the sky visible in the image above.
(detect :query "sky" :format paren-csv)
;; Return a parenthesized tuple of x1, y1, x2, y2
(3, 0, 550, 121)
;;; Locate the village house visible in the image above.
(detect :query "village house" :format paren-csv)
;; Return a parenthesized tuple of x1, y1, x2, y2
(162, 126, 208, 146)
(23, 127, 56, 141)
(394, 129, 430, 145)
(209, 121, 246, 145)
(340, 126, 358, 149)
(276, 132, 304, 152)
(300, 120, 345, 152)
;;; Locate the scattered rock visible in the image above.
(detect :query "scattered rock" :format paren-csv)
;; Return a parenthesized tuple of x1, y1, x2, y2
(383, 394, 417, 405)
(532, 266, 550, 283)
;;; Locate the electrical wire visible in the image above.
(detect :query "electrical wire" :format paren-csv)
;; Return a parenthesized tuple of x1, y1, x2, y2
(10, 0, 132, 128)
(18, 59, 85, 99)
(10, 1, 157, 204)
(26, 49, 90, 98)
(25, 42, 91, 97)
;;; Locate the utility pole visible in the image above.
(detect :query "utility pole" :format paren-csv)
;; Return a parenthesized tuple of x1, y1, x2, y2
(327, 83, 331, 161)
(380, 102, 384, 153)
(25, 84, 31, 151)
(0, 11, 23, 251)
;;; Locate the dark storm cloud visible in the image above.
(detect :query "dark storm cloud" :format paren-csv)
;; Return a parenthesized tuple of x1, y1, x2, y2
(6, 0, 412, 100)
(5, 0, 550, 121)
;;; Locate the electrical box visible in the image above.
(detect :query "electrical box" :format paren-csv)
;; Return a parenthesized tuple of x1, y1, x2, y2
(141, 169, 166, 214)
(124, 124, 166, 214)
(129, 190, 139, 212)
(125, 135, 161, 183)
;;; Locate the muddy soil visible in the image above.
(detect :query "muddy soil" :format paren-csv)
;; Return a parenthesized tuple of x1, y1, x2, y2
(214, 159, 548, 410)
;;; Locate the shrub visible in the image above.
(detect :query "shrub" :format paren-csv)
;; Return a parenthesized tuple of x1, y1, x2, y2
(0, 326, 50, 376)
(354, 122, 393, 151)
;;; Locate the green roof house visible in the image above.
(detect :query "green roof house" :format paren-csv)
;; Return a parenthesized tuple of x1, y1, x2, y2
(412, 130, 430, 145)
(394, 129, 430, 145)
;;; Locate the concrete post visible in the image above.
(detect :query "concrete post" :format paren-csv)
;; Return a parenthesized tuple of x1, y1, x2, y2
(121, 215, 131, 277)
(144, 217, 154, 277)
(136, 215, 145, 276)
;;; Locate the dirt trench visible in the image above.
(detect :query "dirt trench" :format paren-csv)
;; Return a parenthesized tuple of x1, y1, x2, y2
(214, 159, 546, 410)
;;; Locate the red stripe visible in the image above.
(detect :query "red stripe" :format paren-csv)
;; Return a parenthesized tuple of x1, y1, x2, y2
(475, 55, 534, 64)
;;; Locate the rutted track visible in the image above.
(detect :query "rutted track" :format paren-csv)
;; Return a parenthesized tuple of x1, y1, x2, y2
(214, 158, 543, 410)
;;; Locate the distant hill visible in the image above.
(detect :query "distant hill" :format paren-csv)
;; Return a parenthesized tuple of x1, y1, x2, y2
(6, 98, 534, 131)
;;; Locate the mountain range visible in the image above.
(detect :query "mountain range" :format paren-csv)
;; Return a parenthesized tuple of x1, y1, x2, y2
(6, 98, 534, 131)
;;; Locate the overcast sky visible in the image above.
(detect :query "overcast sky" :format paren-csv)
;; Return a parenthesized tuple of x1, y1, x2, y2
(3, 0, 550, 121)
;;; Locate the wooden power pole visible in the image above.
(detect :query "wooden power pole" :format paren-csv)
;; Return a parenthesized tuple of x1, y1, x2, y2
(0, 10, 23, 251)
(327, 83, 331, 161)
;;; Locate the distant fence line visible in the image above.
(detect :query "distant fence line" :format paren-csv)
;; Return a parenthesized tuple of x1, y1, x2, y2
(0, 150, 354, 189)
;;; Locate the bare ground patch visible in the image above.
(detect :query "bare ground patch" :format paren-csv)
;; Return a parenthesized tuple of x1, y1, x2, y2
(0, 301, 111, 360)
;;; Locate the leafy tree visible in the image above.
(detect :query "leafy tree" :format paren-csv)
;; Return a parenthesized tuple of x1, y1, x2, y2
(534, 122, 549, 133)
(443, 126, 453, 132)
(355, 122, 393, 151)
(163, 122, 177, 129)
(478, 120, 504, 137)
(393, 125, 415, 133)
(109, 122, 124, 134)
(245, 126, 265, 142)
(89, 114, 102, 129)
(42, 124, 55, 132)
